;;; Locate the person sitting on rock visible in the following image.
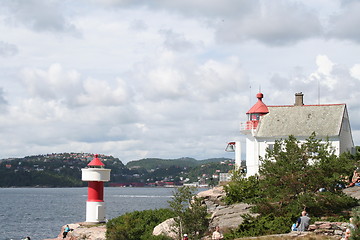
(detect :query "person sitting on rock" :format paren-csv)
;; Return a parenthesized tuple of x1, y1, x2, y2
(212, 226, 224, 239)
(296, 211, 310, 232)
(63, 225, 71, 239)
(348, 168, 360, 187)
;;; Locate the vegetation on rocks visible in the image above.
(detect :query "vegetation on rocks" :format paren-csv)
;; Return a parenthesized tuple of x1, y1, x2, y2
(351, 206, 360, 240)
(168, 186, 209, 239)
(224, 134, 359, 239)
(106, 186, 209, 240)
(106, 208, 175, 240)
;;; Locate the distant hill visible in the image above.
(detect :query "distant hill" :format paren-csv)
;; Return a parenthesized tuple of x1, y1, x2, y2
(0, 153, 127, 187)
(0, 153, 234, 187)
(126, 157, 232, 171)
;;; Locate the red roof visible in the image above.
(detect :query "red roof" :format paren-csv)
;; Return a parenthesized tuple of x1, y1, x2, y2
(88, 154, 105, 166)
(246, 92, 269, 114)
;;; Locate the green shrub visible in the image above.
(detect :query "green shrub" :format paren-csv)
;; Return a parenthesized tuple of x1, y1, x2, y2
(106, 208, 175, 240)
(224, 174, 260, 205)
(253, 192, 358, 218)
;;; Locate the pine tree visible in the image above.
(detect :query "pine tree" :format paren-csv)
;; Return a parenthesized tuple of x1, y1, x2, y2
(257, 133, 357, 217)
(168, 186, 209, 240)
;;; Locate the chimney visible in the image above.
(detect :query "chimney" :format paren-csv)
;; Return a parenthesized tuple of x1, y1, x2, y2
(294, 92, 304, 106)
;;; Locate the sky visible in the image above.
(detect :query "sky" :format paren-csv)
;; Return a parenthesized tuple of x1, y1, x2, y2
(1, 0, 360, 163)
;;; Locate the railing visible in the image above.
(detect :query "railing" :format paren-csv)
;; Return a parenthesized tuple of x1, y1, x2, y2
(240, 121, 258, 131)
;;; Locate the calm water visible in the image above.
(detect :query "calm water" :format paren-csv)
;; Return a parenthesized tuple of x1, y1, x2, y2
(0, 187, 176, 240)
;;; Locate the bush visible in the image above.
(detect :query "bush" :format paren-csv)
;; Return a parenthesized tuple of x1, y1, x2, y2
(253, 192, 358, 218)
(106, 208, 175, 240)
(224, 174, 260, 205)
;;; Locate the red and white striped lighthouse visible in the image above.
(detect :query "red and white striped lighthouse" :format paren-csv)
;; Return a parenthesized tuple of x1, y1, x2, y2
(81, 154, 111, 223)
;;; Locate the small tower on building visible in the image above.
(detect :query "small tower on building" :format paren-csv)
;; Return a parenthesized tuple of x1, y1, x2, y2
(241, 93, 269, 176)
(245, 92, 269, 130)
(81, 154, 111, 223)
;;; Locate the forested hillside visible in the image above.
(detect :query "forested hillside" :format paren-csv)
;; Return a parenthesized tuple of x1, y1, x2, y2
(0, 153, 233, 187)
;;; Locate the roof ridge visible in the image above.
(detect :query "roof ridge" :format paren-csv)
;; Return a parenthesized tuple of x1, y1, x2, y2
(268, 103, 345, 107)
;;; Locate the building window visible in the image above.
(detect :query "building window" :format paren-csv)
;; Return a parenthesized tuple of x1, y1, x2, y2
(268, 144, 274, 151)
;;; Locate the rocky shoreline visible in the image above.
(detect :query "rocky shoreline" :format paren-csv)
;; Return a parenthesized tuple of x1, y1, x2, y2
(46, 186, 360, 240)
(43, 222, 106, 240)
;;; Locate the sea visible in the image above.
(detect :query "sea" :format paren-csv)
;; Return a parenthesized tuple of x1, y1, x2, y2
(0, 187, 178, 240)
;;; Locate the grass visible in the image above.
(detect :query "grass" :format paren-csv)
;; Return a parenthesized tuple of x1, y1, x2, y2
(235, 233, 339, 240)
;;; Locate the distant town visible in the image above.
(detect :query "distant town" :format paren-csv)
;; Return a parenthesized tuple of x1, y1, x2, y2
(0, 153, 234, 187)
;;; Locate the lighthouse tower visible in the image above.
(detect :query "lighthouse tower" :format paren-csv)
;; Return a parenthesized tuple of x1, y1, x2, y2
(241, 93, 269, 176)
(81, 154, 111, 223)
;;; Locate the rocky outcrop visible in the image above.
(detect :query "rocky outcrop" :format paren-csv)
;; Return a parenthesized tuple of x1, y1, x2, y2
(196, 186, 257, 230)
(343, 186, 360, 199)
(152, 186, 256, 239)
(152, 217, 178, 239)
(44, 222, 106, 240)
(209, 203, 256, 230)
(197, 186, 227, 213)
(307, 221, 349, 237)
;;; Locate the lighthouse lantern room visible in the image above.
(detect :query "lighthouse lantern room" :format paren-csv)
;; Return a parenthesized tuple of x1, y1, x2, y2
(81, 154, 111, 223)
(245, 93, 269, 130)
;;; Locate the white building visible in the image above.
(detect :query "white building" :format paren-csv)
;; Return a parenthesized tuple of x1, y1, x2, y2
(242, 92, 354, 177)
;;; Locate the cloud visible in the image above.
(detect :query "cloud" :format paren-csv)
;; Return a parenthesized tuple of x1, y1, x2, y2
(77, 77, 130, 106)
(266, 55, 360, 129)
(130, 50, 248, 102)
(214, 1, 322, 46)
(0, 41, 18, 57)
(1, 1, 360, 163)
(326, 1, 360, 42)
(94, 0, 322, 46)
(21, 64, 83, 106)
(350, 64, 360, 81)
(21, 64, 130, 107)
(1, 0, 80, 35)
(0, 87, 8, 112)
(95, 0, 257, 18)
(129, 19, 148, 31)
(159, 29, 195, 52)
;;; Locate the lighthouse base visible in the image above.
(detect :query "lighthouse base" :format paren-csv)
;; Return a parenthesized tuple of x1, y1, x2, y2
(86, 201, 106, 223)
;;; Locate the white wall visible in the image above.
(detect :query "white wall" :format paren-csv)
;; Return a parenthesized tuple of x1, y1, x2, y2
(246, 136, 341, 176)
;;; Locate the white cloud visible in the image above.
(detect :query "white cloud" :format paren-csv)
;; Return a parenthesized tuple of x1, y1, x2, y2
(327, 1, 360, 42)
(1, 0, 80, 35)
(90, 0, 322, 46)
(215, 1, 322, 46)
(159, 29, 195, 52)
(1, 1, 360, 163)
(21, 64, 83, 106)
(350, 64, 360, 81)
(0, 41, 18, 57)
(77, 77, 130, 106)
(316, 55, 334, 75)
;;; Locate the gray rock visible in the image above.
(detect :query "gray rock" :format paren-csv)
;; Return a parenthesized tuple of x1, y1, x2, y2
(209, 203, 256, 229)
(343, 186, 360, 199)
(152, 217, 178, 240)
(44, 222, 105, 240)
